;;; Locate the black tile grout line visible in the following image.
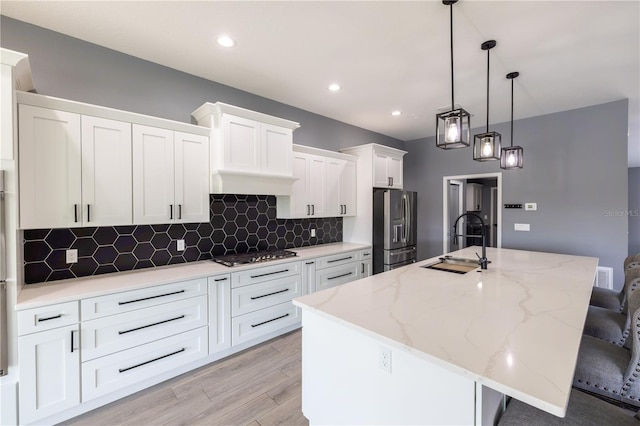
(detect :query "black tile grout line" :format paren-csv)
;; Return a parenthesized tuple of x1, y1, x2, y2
(23, 194, 342, 284)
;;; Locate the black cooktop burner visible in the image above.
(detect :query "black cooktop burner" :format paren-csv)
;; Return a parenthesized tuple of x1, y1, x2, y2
(212, 250, 297, 267)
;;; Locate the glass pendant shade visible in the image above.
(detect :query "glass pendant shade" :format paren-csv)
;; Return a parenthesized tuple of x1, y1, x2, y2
(473, 132, 501, 161)
(436, 108, 471, 149)
(500, 146, 523, 169)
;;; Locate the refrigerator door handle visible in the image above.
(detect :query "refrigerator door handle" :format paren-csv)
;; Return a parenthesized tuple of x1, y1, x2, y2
(393, 224, 402, 243)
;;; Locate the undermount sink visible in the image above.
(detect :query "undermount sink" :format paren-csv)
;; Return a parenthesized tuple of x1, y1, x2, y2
(421, 256, 481, 274)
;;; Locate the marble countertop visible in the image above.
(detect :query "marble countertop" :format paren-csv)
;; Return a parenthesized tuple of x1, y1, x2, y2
(17, 242, 369, 310)
(293, 246, 598, 417)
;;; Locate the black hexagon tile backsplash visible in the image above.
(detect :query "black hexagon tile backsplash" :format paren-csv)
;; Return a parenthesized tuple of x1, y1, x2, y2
(23, 194, 342, 284)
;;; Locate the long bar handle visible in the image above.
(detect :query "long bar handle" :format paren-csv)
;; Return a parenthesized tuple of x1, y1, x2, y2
(327, 256, 353, 264)
(118, 315, 185, 335)
(178, 204, 182, 220)
(37, 314, 62, 322)
(118, 290, 185, 305)
(250, 288, 289, 300)
(389, 247, 416, 256)
(87, 204, 91, 222)
(70, 329, 79, 353)
(250, 269, 289, 279)
(170, 204, 173, 220)
(214, 277, 228, 282)
(119, 348, 185, 373)
(251, 313, 290, 328)
(327, 272, 353, 281)
(74, 204, 78, 223)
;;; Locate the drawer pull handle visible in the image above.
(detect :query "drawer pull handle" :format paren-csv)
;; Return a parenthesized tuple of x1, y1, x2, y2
(305, 261, 315, 265)
(250, 269, 289, 279)
(118, 315, 186, 335)
(70, 329, 78, 353)
(214, 277, 228, 282)
(327, 256, 352, 264)
(327, 272, 353, 281)
(362, 253, 371, 256)
(118, 348, 185, 373)
(251, 313, 290, 328)
(250, 288, 289, 300)
(118, 290, 185, 305)
(37, 314, 62, 322)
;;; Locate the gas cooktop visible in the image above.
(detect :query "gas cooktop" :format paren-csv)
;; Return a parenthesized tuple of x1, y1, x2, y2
(211, 250, 297, 267)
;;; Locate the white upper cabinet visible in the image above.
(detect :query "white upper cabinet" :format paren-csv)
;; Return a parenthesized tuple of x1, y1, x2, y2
(133, 125, 209, 224)
(373, 149, 403, 189)
(192, 102, 299, 195)
(19, 104, 132, 229)
(277, 145, 356, 219)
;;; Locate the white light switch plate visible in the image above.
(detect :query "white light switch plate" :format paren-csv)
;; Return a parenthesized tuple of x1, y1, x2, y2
(177, 240, 185, 251)
(66, 249, 78, 264)
(514, 223, 530, 231)
(525, 203, 537, 211)
(311, 229, 316, 238)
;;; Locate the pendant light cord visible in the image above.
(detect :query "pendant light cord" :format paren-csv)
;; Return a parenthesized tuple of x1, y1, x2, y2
(510, 77, 514, 147)
(450, 3, 455, 110)
(486, 48, 490, 132)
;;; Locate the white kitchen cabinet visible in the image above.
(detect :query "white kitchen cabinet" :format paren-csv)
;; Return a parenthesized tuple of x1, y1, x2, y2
(312, 249, 371, 293)
(466, 183, 483, 212)
(373, 150, 403, 189)
(277, 145, 356, 219)
(302, 259, 317, 295)
(18, 323, 80, 424)
(209, 275, 232, 356)
(132, 124, 209, 224)
(18, 105, 133, 229)
(360, 248, 373, 278)
(191, 102, 299, 195)
(327, 158, 357, 217)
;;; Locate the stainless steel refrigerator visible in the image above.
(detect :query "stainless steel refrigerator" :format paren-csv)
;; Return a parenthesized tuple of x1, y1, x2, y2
(373, 189, 417, 274)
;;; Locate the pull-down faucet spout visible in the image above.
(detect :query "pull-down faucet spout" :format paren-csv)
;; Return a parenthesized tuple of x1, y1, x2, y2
(452, 212, 488, 270)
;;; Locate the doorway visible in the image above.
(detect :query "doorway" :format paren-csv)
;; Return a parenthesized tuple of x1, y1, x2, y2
(442, 172, 502, 254)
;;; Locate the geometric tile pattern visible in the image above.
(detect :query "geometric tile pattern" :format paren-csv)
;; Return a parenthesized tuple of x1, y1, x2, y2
(23, 194, 342, 284)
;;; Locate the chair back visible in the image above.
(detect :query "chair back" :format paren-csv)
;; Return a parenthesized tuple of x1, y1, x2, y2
(626, 254, 640, 271)
(622, 305, 640, 401)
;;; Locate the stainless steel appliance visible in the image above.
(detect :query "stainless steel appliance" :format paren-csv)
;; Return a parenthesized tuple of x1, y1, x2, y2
(373, 189, 417, 274)
(1, 170, 7, 376)
(212, 249, 297, 267)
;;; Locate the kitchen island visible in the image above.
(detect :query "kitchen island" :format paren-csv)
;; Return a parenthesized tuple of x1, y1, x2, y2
(293, 247, 598, 425)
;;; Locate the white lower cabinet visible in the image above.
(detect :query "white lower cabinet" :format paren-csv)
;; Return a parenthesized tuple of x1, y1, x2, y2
(231, 302, 300, 346)
(316, 263, 360, 292)
(18, 324, 80, 425)
(311, 248, 372, 293)
(81, 327, 208, 401)
(209, 274, 232, 355)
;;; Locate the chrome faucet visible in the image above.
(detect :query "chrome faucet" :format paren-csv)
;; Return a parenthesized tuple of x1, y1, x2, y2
(452, 212, 488, 270)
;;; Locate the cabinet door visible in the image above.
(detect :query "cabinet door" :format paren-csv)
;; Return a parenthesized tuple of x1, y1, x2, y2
(222, 114, 260, 173)
(302, 260, 316, 295)
(209, 275, 232, 355)
(174, 131, 209, 223)
(341, 159, 357, 216)
(308, 155, 327, 217)
(388, 155, 403, 189)
(81, 116, 132, 226)
(18, 324, 80, 424)
(133, 124, 175, 224)
(290, 152, 312, 217)
(261, 123, 292, 175)
(359, 260, 373, 278)
(373, 152, 390, 188)
(325, 158, 344, 217)
(316, 263, 359, 292)
(19, 105, 82, 229)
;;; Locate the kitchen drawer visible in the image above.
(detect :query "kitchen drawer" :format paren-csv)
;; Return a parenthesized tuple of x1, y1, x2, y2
(232, 274, 302, 317)
(82, 295, 208, 361)
(17, 301, 79, 335)
(81, 326, 208, 402)
(231, 260, 301, 288)
(81, 278, 207, 320)
(316, 262, 360, 292)
(315, 251, 359, 270)
(359, 248, 372, 261)
(232, 302, 300, 346)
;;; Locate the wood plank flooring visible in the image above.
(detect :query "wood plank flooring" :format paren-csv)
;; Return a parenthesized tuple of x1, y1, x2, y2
(61, 330, 307, 426)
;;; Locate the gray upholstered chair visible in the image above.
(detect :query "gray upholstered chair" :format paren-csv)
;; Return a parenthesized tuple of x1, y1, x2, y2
(591, 255, 640, 312)
(498, 389, 639, 425)
(584, 269, 640, 345)
(573, 305, 640, 407)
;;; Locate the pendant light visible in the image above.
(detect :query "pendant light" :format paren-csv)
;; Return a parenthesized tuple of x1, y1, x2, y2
(436, 0, 470, 149)
(500, 72, 524, 169)
(473, 40, 501, 161)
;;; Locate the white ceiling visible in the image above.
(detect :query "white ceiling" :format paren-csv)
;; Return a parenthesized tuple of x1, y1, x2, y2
(2, 1, 639, 166)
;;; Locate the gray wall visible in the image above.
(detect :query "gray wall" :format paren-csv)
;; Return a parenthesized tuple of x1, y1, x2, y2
(0, 16, 404, 152)
(404, 100, 629, 288)
(631, 167, 640, 255)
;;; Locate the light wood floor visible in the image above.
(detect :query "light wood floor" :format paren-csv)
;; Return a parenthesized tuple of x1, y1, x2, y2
(61, 330, 307, 426)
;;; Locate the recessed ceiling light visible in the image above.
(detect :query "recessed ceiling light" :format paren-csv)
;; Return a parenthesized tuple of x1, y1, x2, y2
(391, 110, 402, 116)
(217, 35, 236, 48)
(328, 83, 341, 92)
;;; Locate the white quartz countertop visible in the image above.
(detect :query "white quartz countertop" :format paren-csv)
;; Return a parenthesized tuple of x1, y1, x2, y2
(293, 246, 598, 417)
(17, 242, 369, 310)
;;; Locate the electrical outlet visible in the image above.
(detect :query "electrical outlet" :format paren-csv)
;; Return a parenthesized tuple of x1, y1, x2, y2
(514, 223, 530, 231)
(310, 228, 316, 238)
(379, 346, 392, 373)
(66, 249, 78, 264)
(177, 239, 185, 251)
(525, 202, 537, 211)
